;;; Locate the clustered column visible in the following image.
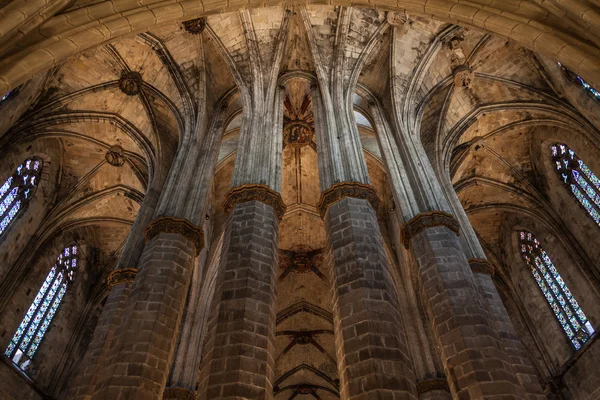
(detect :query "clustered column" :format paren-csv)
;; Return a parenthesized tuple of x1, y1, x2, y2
(469, 259, 546, 400)
(197, 86, 285, 399)
(312, 84, 418, 399)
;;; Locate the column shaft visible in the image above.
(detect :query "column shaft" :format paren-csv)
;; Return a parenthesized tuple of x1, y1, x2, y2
(92, 232, 195, 399)
(472, 269, 546, 400)
(198, 200, 278, 399)
(324, 197, 417, 399)
(68, 281, 132, 400)
(410, 225, 523, 399)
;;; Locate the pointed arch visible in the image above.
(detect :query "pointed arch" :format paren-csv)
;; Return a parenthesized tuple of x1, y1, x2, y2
(551, 143, 600, 227)
(5, 245, 79, 368)
(0, 157, 42, 238)
(519, 231, 594, 350)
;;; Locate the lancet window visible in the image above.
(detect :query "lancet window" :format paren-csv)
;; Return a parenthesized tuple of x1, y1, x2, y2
(0, 158, 42, 238)
(558, 63, 600, 101)
(5, 245, 78, 368)
(520, 232, 594, 349)
(551, 143, 600, 227)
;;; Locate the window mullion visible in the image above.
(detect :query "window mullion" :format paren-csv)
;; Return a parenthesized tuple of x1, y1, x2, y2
(16, 271, 64, 356)
(532, 256, 581, 338)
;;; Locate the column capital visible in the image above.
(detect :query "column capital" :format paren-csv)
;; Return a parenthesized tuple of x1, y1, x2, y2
(416, 378, 450, 395)
(223, 184, 286, 220)
(163, 387, 195, 400)
(145, 216, 204, 255)
(106, 268, 138, 288)
(468, 258, 495, 275)
(317, 182, 380, 218)
(401, 211, 460, 249)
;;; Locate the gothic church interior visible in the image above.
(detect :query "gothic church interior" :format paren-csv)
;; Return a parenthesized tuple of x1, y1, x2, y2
(0, 1, 600, 399)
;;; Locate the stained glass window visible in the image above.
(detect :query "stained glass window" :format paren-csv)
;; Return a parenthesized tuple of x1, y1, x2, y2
(551, 143, 600, 227)
(520, 232, 594, 349)
(5, 245, 77, 368)
(0, 158, 42, 238)
(558, 62, 600, 102)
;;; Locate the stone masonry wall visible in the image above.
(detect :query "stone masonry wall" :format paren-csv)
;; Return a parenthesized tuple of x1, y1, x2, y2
(198, 200, 278, 400)
(324, 197, 418, 399)
(411, 225, 524, 399)
(92, 232, 195, 400)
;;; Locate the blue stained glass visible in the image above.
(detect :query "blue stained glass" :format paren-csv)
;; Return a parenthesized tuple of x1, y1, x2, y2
(28, 283, 67, 358)
(579, 160, 600, 191)
(0, 176, 13, 198)
(5, 247, 76, 362)
(571, 185, 600, 224)
(0, 201, 21, 235)
(521, 231, 591, 350)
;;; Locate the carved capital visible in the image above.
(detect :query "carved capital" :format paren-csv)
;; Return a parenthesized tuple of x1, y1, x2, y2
(317, 182, 380, 218)
(223, 184, 286, 220)
(107, 268, 138, 288)
(163, 387, 195, 400)
(400, 211, 460, 249)
(468, 258, 495, 275)
(145, 216, 204, 255)
(416, 378, 450, 394)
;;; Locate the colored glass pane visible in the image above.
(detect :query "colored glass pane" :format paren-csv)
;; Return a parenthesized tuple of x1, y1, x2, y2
(520, 231, 594, 349)
(4, 246, 78, 366)
(0, 158, 42, 238)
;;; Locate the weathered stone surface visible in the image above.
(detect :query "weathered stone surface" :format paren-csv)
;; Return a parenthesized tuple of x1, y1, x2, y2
(411, 225, 523, 399)
(198, 200, 279, 400)
(324, 197, 418, 399)
(92, 232, 195, 399)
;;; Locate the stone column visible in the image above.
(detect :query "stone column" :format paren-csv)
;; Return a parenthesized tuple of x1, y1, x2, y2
(367, 92, 526, 397)
(89, 102, 221, 398)
(469, 259, 546, 400)
(197, 85, 285, 399)
(68, 170, 168, 400)
(312, 83, 418, 399)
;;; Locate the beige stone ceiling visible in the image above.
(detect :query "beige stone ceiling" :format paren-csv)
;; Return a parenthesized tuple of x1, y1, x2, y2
(1, 2, 600, 397)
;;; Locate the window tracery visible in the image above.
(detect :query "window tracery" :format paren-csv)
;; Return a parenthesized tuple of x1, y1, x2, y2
(519, 231, 594, 349)
(5, 245, 78, 368)
(551, 143, 600, 226)
(558, 62, 600, 101)
(0, 158, 42, 238)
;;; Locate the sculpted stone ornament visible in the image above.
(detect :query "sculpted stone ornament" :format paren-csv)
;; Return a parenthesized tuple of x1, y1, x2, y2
(400, 210, 460, 248)
(105, 145, 125, 166)
(118, 71, 142, 96)
(317, 182, 380, 218)
(106, 268, 138, 288)
(223, 184, 286, 221)
(453, 65, 475, 89)
(468, 258, 495, 275)
(416, 378, 451, 394)
(163, 387, 195, 400)
(182, 17, 206, 35)
(283, 120, 315, 148)
(386, 11, 410, 34)
(145, 216, 204, 255)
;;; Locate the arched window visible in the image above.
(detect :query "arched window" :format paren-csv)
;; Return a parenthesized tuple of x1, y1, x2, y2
(520, 231, 594, 349)
(551, 143, 600, 227)
(5, 245, 78, 368)
(558, 62, 600, 102)
(0, 158, 42, 238)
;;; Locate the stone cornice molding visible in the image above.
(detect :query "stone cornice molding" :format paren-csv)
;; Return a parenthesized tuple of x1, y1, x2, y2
(163, 387, 195, 400)
(106, 268, 138, 288)
(317, 182, 380, 218)
(401, 211, 460, 249)
(145, 216, 204, 255)
(223, 184, 286, 220)
(416, 378, 450, 394)
(468, 258, 495, 275)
